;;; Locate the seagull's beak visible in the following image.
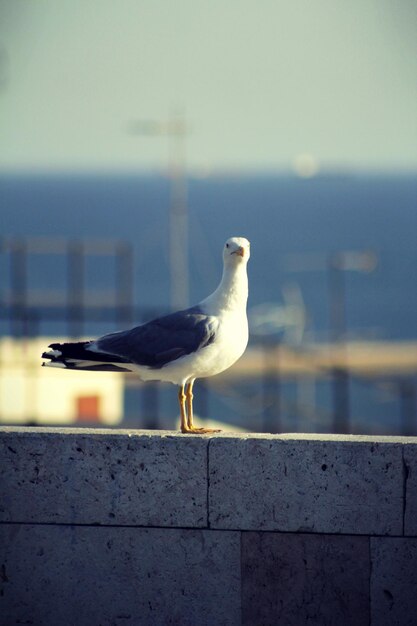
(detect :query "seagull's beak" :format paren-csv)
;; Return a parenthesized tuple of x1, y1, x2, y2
(232, 246, 245, 257)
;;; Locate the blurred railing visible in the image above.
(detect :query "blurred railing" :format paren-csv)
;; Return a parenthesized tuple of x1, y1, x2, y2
(0, 236, 135, 336)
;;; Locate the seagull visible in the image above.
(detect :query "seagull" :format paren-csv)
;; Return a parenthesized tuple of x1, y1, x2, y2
(42, 236, 250, 434)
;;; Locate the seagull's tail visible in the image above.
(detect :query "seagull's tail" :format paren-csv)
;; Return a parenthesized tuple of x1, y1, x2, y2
(41, 341, 133, 372)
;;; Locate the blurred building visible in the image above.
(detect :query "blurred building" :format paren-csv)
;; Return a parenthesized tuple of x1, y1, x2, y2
(0, 337, 123, 425)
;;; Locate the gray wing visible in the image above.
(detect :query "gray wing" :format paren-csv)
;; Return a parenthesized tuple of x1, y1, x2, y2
(94, 306, 218, 369)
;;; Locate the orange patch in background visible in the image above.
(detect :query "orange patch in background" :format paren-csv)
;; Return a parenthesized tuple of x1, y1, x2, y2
(76, 395, 101, 422)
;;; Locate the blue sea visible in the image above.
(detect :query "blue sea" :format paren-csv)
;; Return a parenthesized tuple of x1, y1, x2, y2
(1, 171, 416, 433)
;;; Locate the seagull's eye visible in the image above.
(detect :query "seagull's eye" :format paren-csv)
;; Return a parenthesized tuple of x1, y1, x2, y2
(226, 243, 229, 248)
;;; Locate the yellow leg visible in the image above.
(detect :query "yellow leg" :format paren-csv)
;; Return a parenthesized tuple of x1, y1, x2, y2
(186, 380, 195, 430)
(180, 380, 221, 434)
(178, 385, 188, 433)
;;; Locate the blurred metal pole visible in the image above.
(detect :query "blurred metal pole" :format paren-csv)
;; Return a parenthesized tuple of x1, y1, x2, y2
(262, 340, 281, 433)
(128, 110, 189, 310)
(194, 380, 209, 419)
(67, 241, 84, 338)
(115, 242, 134, 326)
(328, 254, 350, 434)
(168, 109, 188, 310)
(10, 239, 27, 337)
(400, 379, 417, 436)
(142, 383, 160, 429)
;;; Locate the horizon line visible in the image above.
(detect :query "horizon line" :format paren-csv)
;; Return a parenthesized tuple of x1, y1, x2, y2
(0, 163, 416, 179)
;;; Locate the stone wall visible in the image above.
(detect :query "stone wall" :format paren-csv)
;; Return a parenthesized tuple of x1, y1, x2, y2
(1, 427, 417, 625)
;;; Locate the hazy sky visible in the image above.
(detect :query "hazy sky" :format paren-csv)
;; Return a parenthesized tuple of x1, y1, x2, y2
(0, 0, 416, 172)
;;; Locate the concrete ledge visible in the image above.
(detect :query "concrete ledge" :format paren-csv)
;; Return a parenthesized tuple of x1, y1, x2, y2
(2, 427, 417, 625)
(1, 427, 417, 536)
(0, 427, 207, 528)
(209, 435, 406, 535)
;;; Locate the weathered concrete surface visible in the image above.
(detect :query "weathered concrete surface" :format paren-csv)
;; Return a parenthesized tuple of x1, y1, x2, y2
(370, 537, 417, 626)
(0, 427, 208, 528)
(403, 443, 417, 536)
(209, 434, 404, 534)
(0, 524, 241, 626)
(2, 428, 417, 626)
(241, 532, 370, 626)
(2, 428, 415, 535)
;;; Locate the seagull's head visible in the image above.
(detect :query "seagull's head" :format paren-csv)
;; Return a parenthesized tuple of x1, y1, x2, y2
(223, 237, 250, 267)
